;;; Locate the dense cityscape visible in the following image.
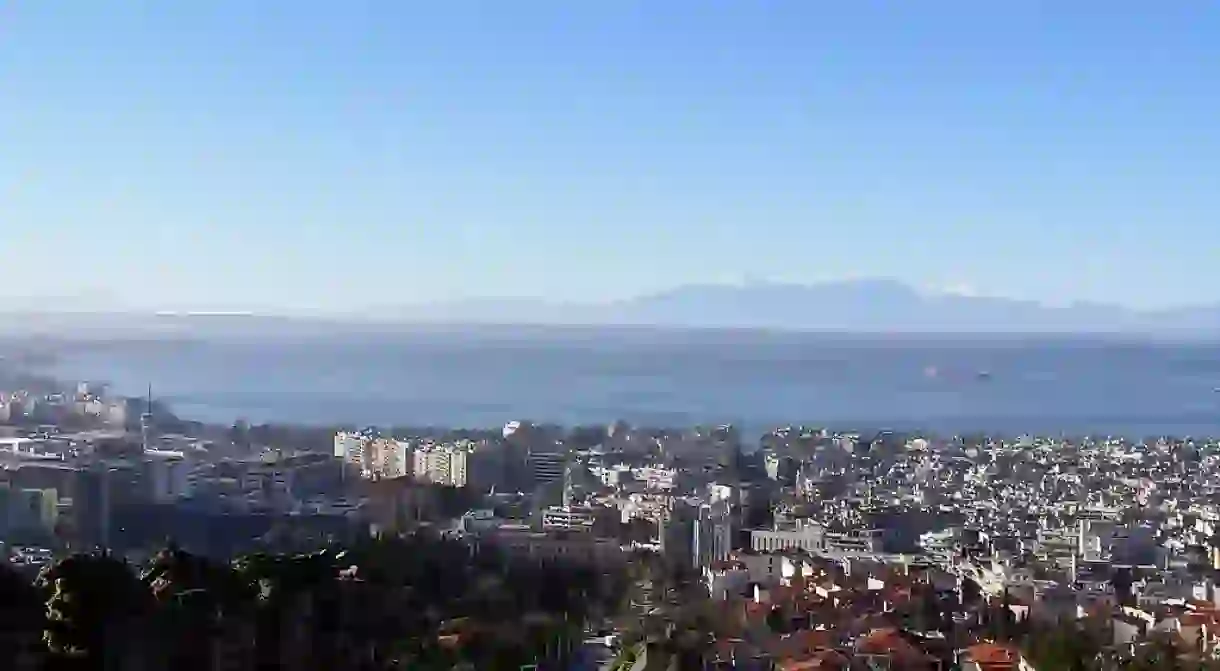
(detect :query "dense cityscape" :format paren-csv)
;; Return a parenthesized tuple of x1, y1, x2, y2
(6, 0, 1216, 667)
(0, 370, 1217, 670)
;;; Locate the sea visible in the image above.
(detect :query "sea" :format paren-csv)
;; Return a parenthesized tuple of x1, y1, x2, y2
(39, 331, 1220, 438)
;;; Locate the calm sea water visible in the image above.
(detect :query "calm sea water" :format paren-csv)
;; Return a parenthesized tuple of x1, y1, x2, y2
(44, 334, 1220, 437)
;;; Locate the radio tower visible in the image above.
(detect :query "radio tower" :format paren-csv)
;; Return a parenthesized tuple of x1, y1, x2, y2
(140, 384, 154, 452)
(562, 461, 575, 508)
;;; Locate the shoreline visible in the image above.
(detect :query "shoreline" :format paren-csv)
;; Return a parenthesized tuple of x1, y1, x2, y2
(12, 341, 1220, 443)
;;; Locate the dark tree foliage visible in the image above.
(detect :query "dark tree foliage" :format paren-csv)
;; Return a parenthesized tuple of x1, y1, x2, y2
(14, 533, 628, 671)
(143, 543, 259, 671)
(0, 562, 43, 671)
(36, 552, 155, 670)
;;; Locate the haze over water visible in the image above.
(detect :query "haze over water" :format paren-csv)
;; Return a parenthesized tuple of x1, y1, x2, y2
(45, 334, 1220, 438)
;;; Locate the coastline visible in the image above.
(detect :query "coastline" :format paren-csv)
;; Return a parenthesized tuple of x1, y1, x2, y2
(14, 337, 1220, 441)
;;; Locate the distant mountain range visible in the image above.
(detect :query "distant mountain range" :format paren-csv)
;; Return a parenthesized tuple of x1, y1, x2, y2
(382, 279, 1220, 334)
(2, 280, 1219, 337)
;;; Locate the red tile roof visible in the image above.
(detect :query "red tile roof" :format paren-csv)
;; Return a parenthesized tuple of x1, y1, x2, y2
(776, 649, 850, 671)
(856, 628, 926, 657)
(965, 642, 1021, 671)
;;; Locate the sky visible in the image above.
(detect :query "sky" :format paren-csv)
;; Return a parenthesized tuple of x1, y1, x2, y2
(1, 1, 1217, 313)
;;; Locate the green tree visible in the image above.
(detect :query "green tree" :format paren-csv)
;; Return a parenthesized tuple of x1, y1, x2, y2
(233, 548, 344, 671)
(37, 552, 153, 671)
(1024, 618, 1104, 671)
(7, 531, 638, 671)
(1126, 633, 1182, 671)
(143, 544, 258, 671)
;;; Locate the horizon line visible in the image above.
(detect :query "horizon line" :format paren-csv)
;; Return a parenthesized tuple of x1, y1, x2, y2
(1, 277, 1219, 316)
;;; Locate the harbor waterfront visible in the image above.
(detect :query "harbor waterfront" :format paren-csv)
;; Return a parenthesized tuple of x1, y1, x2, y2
(43, 334, 1220, 437)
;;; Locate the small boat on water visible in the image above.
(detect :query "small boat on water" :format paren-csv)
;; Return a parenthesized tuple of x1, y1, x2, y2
(924, 366, 993, 382)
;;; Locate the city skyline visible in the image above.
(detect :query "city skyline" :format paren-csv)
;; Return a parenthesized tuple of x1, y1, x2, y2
(2, 2, 1218, 312)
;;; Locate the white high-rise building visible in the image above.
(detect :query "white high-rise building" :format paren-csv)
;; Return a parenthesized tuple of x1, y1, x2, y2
(411, 447, 466, 486)
(334, 431, 371, 467)
(449, 449, 468, 487)
(367, 438, 410, 479)
(406, 444, 489, 487)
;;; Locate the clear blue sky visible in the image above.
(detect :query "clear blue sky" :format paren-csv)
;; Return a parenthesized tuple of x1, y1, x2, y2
(1, 1, 1217, 313)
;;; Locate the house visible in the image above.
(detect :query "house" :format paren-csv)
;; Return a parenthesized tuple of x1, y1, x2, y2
(854, 628, 937, 671)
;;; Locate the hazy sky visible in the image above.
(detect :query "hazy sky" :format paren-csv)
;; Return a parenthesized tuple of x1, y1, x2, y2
(1, 1, 1217, 312)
